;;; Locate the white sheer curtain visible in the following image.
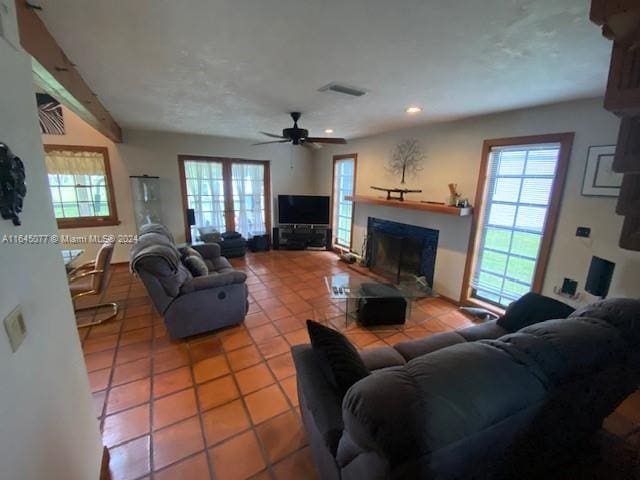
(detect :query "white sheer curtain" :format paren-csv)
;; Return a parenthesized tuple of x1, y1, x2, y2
(184, 160, 226, 237)
(231, 163, 265, 237)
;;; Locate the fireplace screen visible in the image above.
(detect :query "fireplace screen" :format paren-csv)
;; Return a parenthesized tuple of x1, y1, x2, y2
(365, 217, 439, 287)
(370, 230, 424, 284)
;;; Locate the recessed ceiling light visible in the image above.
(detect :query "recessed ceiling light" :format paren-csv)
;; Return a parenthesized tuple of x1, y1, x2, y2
(405, 106, 422, 114)
(324, 128, 334, 134)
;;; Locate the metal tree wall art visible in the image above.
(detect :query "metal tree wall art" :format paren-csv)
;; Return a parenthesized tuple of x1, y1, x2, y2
(387, 139, 425, 184)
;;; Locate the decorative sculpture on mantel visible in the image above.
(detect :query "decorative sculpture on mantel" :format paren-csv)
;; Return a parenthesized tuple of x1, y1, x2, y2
(387, 138, 425, 184)
(0, 143, 27, 226)
(370, 186, 422, 201)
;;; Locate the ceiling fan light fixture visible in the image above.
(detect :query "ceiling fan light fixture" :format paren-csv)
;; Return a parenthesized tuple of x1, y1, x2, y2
(405, 106, 423, 114)
(255, 113, 347, 147)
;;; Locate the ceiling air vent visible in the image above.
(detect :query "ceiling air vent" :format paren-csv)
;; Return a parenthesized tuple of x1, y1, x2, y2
(318, 82, 367, 97)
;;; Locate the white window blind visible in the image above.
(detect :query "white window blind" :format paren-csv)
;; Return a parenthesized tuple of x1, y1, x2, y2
(333, 158, 355, 247)
(471, 143, 561, 306)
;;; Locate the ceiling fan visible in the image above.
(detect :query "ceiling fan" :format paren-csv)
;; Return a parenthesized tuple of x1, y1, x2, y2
(253, 112, 347, 148)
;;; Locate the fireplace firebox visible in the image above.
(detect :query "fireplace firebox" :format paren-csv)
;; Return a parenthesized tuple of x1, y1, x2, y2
(365, 217, 438, 286)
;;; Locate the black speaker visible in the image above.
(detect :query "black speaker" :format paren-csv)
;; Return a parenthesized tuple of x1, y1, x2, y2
(272, 227, 280, 250)
(325, 228, 332, 250)
(585, 256, 615, 298)
(186, 208, 196, 226)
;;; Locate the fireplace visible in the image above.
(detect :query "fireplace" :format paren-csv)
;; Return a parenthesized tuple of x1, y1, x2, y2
(366, 217, 438, 286)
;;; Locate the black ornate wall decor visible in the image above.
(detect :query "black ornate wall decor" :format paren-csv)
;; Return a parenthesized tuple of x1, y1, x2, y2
(0, 143, 27, 226)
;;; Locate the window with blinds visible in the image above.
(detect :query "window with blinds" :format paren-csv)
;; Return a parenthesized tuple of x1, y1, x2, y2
(44, 145, 119, 228)
(470, 143, 562, 307)
(332, 155, 356, 248)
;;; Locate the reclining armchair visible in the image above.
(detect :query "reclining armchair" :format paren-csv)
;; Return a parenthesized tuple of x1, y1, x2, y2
(130, 224, 248, 338)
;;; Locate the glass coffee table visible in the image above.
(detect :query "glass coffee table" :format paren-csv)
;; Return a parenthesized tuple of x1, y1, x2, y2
(324, 273, 437, 326)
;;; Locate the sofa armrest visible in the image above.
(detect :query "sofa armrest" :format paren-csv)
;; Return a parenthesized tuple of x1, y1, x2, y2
(180, 270, 246, 293)
(192, 243, 221, 260)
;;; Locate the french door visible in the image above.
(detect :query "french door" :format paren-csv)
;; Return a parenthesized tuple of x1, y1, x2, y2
(178, 156, 271, 242)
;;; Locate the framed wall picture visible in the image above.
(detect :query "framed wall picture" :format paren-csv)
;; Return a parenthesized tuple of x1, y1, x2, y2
(36, 93, 65, 135)
(582, 145, 622, 197)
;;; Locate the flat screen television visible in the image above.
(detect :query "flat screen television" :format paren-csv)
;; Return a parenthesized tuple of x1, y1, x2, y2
(278, 195, 330, 225)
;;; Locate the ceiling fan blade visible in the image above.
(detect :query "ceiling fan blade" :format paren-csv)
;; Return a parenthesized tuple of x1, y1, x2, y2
(305, 137, 347, 144)
(252, 139, 291, 146)
(303, 141, 322, 150)
(260, 131, 286, 139)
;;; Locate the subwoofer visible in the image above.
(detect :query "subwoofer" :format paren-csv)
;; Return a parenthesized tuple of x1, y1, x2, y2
(585, 256, 615, 298)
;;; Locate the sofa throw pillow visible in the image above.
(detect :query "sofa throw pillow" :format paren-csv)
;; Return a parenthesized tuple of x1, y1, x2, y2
(306, 320, 370, 397)
(183, 254, 208, 277)
(179, 247, 202, 259)
(497, 292, 575, 332)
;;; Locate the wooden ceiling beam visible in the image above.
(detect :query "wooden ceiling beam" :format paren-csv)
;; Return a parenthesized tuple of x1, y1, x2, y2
(15, 0, 122, 142)
(590, 0, 640, 48)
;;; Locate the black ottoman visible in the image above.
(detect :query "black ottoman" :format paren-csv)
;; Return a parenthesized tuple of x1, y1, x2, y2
(356, 283, 407, 326)
(247, 233, 270, 252)
(218, 231, 247, 258)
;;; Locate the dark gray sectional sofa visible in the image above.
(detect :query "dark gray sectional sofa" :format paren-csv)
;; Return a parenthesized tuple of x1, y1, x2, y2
(293, 298, 640, 480)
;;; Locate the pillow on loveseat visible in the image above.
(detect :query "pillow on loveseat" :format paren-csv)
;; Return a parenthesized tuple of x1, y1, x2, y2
(183, 255, 208, 276)
(180, 248, 208, 277)
(306, 320, 370, 396)
(497, 292, 575, 332)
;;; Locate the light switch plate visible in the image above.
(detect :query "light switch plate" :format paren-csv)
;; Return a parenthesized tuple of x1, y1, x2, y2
(4, 306, 26, 353)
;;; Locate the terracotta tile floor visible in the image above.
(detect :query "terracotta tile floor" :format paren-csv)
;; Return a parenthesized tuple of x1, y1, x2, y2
(78, 250, 639, 480)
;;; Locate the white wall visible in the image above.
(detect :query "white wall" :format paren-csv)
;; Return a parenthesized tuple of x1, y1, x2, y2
(45, 110, 314, 263)
(313, 98, 640, 304)
(119, 129, 314, 250)
(0, 4, 103, 479)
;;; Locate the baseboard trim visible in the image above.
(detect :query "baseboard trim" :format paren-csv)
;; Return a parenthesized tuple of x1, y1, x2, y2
(438, 294, 461, 306)
(100, 447, 110, 480)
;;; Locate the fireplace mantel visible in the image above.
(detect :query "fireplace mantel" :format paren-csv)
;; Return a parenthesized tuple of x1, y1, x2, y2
(346, 195, 473, 217)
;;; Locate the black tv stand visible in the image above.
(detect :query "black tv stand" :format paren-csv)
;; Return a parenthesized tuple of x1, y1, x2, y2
(273, 225, 332, 251)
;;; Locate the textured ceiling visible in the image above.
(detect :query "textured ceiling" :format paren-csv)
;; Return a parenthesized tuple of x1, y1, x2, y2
(37, 0, 611, 140)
